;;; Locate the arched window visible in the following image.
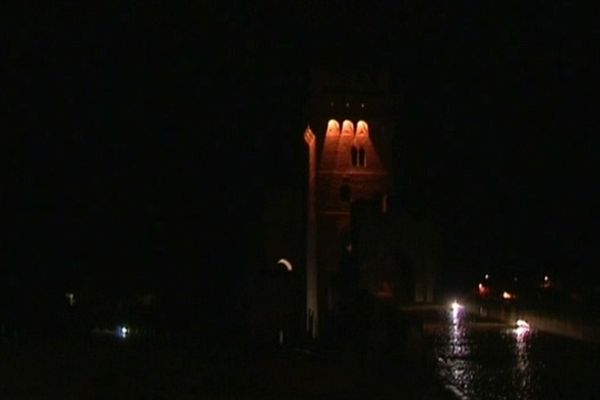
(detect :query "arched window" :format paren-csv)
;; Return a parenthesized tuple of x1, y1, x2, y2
(358, 148, 366, 167)
(351, 146, 358, 167)
(341, 120, 354, 136)
(327, 119, 340, 136)
(356, 121, 369, 137)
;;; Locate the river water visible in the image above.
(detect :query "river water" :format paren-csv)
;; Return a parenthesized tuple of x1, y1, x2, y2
(424, 305, 600, 400)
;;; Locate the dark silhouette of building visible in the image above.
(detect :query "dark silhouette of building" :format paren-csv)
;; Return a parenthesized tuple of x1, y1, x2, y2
(303, 68, 395, 337)
(256, 67, 439, 341)
(303, 68, 440, 338)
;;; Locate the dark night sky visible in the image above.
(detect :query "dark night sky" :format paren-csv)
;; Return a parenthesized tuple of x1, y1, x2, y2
(10, 2, 598, 299)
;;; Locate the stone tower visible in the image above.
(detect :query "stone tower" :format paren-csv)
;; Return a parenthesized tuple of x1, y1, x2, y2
(304, 68, 396, 337)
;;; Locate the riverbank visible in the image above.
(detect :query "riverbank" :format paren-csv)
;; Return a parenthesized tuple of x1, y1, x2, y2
(0, 322, 456, 399)
(463, 300, 600, 343)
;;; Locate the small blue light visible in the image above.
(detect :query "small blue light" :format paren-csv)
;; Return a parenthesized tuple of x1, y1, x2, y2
(117, 325, 129, 338)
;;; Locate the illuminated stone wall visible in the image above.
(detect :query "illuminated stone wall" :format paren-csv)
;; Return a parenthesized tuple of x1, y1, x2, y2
(303, 67, 438, 333)
(303, 68, 398, 335)
(316, 118, 393, 275)
(318, 123, 390, 210)
(304, 128, 318, 338)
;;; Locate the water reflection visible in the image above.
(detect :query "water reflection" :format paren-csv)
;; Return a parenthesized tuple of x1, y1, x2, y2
(512, 323, 535, 397)
(432, 308, 543, 400)
(441, 304, 475, 398)
(449, 304, 470, 359)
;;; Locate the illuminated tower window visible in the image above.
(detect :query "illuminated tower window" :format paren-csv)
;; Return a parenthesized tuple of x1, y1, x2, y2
(351, 146, 358, 167)
(358, 148, 366, 167)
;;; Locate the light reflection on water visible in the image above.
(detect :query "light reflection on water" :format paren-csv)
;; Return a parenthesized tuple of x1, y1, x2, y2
(513, 325, 532, 393)
(433, 307, 541, 400)
(429, 308, 600, 400)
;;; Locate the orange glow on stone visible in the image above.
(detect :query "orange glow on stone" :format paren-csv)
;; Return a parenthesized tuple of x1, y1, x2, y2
(304, 128, 315, 145)
(341, 120, 354, 136)
(356, 120, 369, 136)
(326, 119, 340, 136)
